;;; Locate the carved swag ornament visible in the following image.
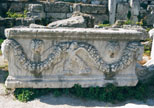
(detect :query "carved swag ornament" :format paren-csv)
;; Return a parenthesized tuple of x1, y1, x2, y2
(2, 39, 143, 79)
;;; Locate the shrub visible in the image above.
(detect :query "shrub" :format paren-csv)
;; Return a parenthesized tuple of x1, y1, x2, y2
(98, 24, 110, 27)
(6, 10, 27, 18)
(13, 81, 150, 103)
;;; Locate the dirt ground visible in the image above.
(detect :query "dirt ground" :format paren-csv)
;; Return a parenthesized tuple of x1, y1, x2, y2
(0, 56, 154, 108)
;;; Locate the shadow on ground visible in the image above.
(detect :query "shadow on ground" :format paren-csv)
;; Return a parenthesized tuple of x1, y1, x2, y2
(38, 92, 154, 107)
(0, 69, 8, 84)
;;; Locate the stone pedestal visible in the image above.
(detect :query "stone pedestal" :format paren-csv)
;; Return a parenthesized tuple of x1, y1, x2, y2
(2, 28, 147, 88)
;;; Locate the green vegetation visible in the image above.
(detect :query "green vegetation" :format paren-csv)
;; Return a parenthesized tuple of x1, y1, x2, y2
(6, 10, 27, 18)
(98, 24, 110, 27)
(14, 78, 154, 103)
(0, 39, 4, 55)
(123, 20, 134, 25)
(0, 39, 3, 45)
(0, 64, 8, 70)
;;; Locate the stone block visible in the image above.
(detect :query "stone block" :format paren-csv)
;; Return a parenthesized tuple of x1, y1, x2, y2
(0, 2, 9, 17)
(147, 5, 154, 13)
(116, 3, 129, 20)
(70, 5, 73, 12)
(47, 16, 87, 28)
(91, 14, 108, 24)
(27, 12, 45, 20)
(73, 4, 81, 12)
(145, 13, 154, 26)
(80, 4, 106, 14)
(91, 0, 101, 5)
(4, 18, 15, 28)
(130, 16, 138, 22)
(2, 28, 147, 88)
(9, 3, 24, 12)
(117, 0, 127, 3)
(151, 1, 154, 5)
(130, 0, 140, 16)
(46, 13, 67, 19)
(28, 4, 44, 13)
(45, 2, 70, 13)
(15, 18, 35, 26)
(27, 4, 45, 20)
(0, 3, 8, 11)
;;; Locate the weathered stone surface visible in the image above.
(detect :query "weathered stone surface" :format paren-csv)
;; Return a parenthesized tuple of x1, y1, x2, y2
(29, 23, 48, 28)
(66, 13, 73, 18)
(15, 18, 35, 26)
(136, 29, 154, 82)
(0, 3, 8, 15)
(130, 0, 140, 16)
(0, 18, 15, 28)
(80, 4, 106, 14)
(47, 16, 87, 28)
(27, 4, 45, 20)
(47, 12, 94, 28)
(130, 16, 138, 22)
(116, 3, 129, 20)
(91, 0, 101, 5)
(72, 12, 95, 28)
(145, 13, 154, 26)
(9, 3, 24, 12)
(91, 14, 108, 24)
(45, 2, 70, 13)
(108, 0, 116, 24)
(73, 4, 81, 12)
(46, 13, 67, 19)
(147, 5, 154, 13)
(149, 29, 154, 59)
(28, 4, 44, 13)
(151, 1, 154, 5)
(117, 0, 127, 3)
(2, 28, 147, 88)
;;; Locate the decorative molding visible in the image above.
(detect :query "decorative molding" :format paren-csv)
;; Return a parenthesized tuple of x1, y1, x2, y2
(2, 39, 143, 77)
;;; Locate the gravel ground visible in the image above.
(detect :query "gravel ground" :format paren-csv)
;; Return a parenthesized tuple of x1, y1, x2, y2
(0, 56, 154, 108)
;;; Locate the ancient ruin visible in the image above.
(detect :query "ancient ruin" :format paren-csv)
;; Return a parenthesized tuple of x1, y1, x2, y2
(1, 27, 147, 88)
(0, 0, 154, 89)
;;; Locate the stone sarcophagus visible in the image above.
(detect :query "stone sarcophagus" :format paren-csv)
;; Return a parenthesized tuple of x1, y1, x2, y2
(2, 28, 147, 88)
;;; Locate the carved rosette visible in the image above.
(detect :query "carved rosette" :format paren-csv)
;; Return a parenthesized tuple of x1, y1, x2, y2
(2, 39, 143, 78)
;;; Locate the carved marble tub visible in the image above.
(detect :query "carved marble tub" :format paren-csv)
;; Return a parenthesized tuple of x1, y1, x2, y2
(2, 28, 147, 88)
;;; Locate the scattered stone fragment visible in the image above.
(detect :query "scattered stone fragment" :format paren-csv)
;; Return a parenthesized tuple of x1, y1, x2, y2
(48, 12, 94, 28)
(29, 23, 48, 28)
(47, 16, 87, 28)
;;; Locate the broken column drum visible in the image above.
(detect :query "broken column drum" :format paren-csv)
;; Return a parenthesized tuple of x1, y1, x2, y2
(2, 28, 146, 88)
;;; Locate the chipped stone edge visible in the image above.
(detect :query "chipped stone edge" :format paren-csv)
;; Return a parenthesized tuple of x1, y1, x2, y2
(5, 28, 147, 40)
